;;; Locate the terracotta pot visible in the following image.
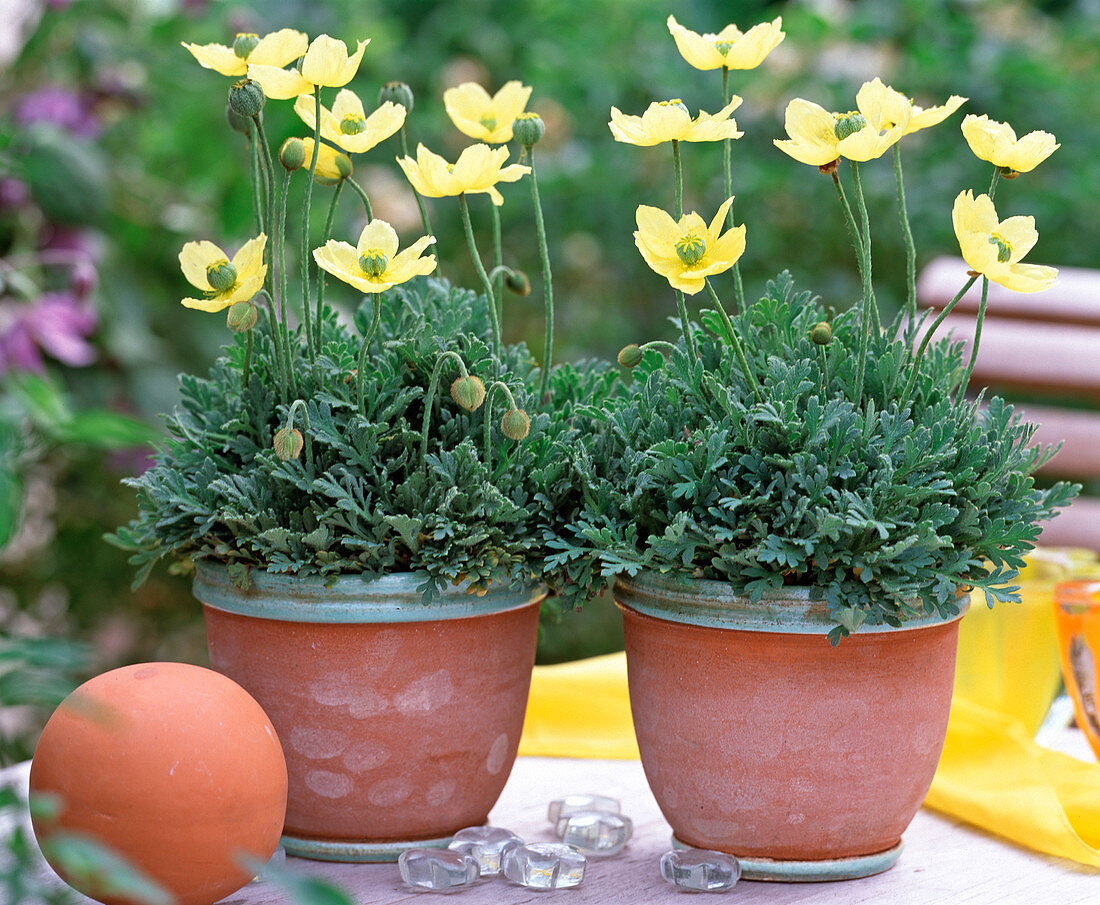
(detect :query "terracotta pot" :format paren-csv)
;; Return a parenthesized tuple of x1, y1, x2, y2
(195, 563, 544, 862)
(1052, 579, 1100, 759)
(616, 571, 967, 881)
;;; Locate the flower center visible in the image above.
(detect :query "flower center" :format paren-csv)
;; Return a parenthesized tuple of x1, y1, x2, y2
(358, 249, 389, 277)
(659, 98, 690, 115)
(479, 114, 498, 132)
(714, 40, 734, 55)
(206, 259, 238, 292)
(233, 33, 260, 59)
(833, 111, 867, 141)
(675, 234, 706, 266)
(340, 114, 366, 135)
(988, 232, 1013, 263)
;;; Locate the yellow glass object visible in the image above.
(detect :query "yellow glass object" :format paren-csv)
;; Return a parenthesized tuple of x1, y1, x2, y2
(1054, 579, 1100, 760)
(954, 547, 1100, 734)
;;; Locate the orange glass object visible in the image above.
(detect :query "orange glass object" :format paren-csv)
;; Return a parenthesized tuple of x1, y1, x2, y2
(1053, 580, 1100, 759)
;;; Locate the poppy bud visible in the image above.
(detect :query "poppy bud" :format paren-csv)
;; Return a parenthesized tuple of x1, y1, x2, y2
(225, 104, 253, 136)
(500, 408, 531, 441)
(227, 300, 257, 333)
(279, 137, 306, 171)
(378, 81, 414, 112)
(617, 344, 643, 368)
(228, 79, 265, 118)
(273, 427, 304, 461)
(512, 112, 545, 147)
(450, 376, 486, 411)
(505, 270, 531, 296)
(811, 322, 832, 345)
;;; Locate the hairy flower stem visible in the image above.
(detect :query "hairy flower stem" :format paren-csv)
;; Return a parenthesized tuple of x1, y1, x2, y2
(346, 178, 373, 221)
(248, 124, 265, 236)
(671, 140, 699, 370)
(356, 293, 382, 416)
(285, 399, 314, 471)
(831, 170, 864, 265)
(527, 150, 555, 398)
(900, 273, 979, 406)
(819, 345, 829, 393)
(956, 276, 990, 401)
(255, 290, 286, 393)
(420, 351, 471, 464)
(640, 341, 679, 356)
(721, 66, 745, 313)
(988, 166, 1001, 202)
(893, 145, 918, 338)
(850, 161, 879, 407)
(704, 280, 763, 403)
(399, 124, 432, 236)
(458, 193, 502, 358)
(242, 330, 253, 391)
(299, 89, 322, 358)
(275, 171, 296, 395)
(484, 380, 520, 471)
(314, 180, 345, 355)
(491, 204, 504, 323)
(252, 114, 276, 236)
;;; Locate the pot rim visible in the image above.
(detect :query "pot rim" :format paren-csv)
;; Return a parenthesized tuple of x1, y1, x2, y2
(613, 569, 969, 635)
(194, 560, 547, 624)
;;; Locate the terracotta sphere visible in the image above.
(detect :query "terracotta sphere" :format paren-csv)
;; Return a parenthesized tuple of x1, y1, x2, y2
(30, 662, 288, 905)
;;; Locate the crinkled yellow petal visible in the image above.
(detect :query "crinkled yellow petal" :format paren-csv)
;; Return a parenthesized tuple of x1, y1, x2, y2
(293, 94, 341, 140)
(356, 220, 400, 259)
(494, 162, 531, 184)
(394, 235, 437, 263)
(952, 191, 998, 240)
(336, 102, 405, 154)
(445, 83, 493, 126)
(856, 78, 912, 133)
(608, 107, 650, 145)
(706, 197, 736, 243)
(182, 295, 232, 313)
(640, 102, 693, 144)
(678, 211, 708, 237)
(837, 122, 905, 161)
(633, 229, 677, 282)
(492, 81, 533, 120)
(314, 241, 388, 294)
(231, 263, 266, 303)
(666, 15, 725, 70)
(301, 138, 347, 181)
(178, 240, 226, 290)
(710, 224, 748, 267)
(249, 29, 308, 68)
(452, 144, 497, 190)
(683, 111, 744, 142)
(230, 234, 267, 278)
(774, 98, 839, 166)
(388, 247, 437, 284)
(906, 95, 967, 134)
(331, 88, 367, 122)
(301, 36, 369, 88)
(248, 63, 312, 100)
(726, 18, 785, 69)
(483, 186, 505, 206)
(997, 215, 1039, 262)
(1001, 262, 1057, 293)
(961, 115, 1018, 167)
(667, 267, 707, 296)
(1008, 130, 1059, 173)
(182, 42, 245, 77)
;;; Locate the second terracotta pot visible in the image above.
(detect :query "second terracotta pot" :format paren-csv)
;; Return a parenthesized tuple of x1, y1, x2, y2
(616, 571, 966, 881)
(195, 563, 544, 861)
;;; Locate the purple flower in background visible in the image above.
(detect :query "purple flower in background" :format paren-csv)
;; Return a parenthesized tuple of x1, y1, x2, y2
(0, 292, 98, 374)
(0, 178, 30, 210)
(14, 86, 100, 138)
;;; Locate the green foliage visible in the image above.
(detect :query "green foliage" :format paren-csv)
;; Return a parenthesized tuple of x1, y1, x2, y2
(110, 277, 617, 605)
(556, 273, 1075, 641)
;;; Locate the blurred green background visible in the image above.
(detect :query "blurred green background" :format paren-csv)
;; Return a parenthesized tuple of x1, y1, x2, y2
(2, 0, 1097, 755)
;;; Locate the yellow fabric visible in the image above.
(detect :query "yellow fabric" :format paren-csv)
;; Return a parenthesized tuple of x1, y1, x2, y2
(519, 651, 1100, 866)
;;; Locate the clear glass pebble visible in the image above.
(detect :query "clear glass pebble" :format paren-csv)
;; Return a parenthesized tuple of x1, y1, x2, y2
(555, 809, 633, 856)
(398, 847, 480, 891)
(660, 849, 741, 892)
(547, 793, 621, 823)
(448, 826, 524, 876)
(502, 842, 587, 890)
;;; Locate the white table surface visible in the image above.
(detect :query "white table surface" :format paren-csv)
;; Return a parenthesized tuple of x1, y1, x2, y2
(4, 732, 1100, 905)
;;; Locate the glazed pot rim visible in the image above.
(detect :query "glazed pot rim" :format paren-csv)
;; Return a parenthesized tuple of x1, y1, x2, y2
(613, 570, 969, 635)
(193, 560, 547, 624)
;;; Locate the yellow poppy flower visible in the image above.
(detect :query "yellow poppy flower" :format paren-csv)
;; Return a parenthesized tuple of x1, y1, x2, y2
(293, 90, 406, 154)
(396, 144, 530, 207)
(634, 197, 746, 295)
(905, 95, 967, 134)
(443, 81, 533, 144)
(960, 114, 1059, 174)
(773, 78, 912, 166)
(666, 15, 785, 71)
(608, 98, 743, 147)
(182, 29, 307, 77)
(313, 220, 436, 294)
(179, 235, 267, 312)
(952, 191, 1056, 293)
(299, 138, 352, 184)
(247, 34, 369, 100)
